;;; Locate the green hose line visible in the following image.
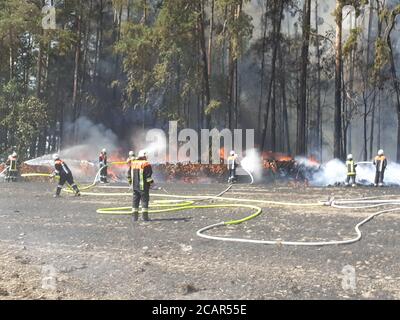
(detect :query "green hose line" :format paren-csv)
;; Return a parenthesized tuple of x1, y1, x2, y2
(21, 173, 54, 178)
(19, 169, 400, 246)
(97, 201, 262, 226)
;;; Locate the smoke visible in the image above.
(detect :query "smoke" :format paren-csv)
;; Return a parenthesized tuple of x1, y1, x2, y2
(240, 148, 263, 182)
(25, 117, 121, 180)
(309, 159, 347, 186)
(62, 117, 119, 161)
(306, 158, 400, 186)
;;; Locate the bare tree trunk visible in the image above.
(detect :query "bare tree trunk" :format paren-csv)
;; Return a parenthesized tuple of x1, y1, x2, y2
(257, 3, 268, 144)
(261, 0, 283, 151)
(387, 24, 400, 161)
(315, 0, 322, 160)
(297, 0, 311, 156)
(208, 0, 214, 77)
(72, 10, 82, 143)
(198, 0, 211, 129)
(334, 2, 343, 159)
(279, 45, 290, 154)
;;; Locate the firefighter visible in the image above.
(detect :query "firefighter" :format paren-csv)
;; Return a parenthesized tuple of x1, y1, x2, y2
(345, 154, 357, 187)
(373, 149, 387, 187)
(227, 151, 238, 184)
(99, 148, 108, 183)
(5, 152, 18, 182)
(130, 150, 154, 222)
(126, 151, 136, 187)
(51, 154, 81, 197)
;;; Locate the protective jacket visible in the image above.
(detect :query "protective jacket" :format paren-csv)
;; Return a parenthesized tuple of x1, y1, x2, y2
(346, 160, 357, 176)
(227, 155, 238, 170)
(373, 155, 387, 173)
(99, 152, 107, 166)
(6, 155, 17, 172)
(130, 158, 153, 191)
(54, 159, 72, 177)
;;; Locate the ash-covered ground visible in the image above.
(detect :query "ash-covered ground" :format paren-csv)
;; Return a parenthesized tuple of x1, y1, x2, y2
(0, 180, 400, 300)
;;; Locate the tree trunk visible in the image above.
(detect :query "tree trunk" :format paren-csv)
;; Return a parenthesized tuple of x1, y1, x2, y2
(297, 0, 311, 156)
(334, 2, 343, 159)
(261, 0, 284, 151)
(198, 0, 211, 129)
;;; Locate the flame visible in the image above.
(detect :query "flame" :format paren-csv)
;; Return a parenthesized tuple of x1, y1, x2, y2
(262, 151, 293, 162)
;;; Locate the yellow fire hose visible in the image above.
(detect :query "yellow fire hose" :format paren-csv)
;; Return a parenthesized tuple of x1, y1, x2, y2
(22, 167, 399, 246)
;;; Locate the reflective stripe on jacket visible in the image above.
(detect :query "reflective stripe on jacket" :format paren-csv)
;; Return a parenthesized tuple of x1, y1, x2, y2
(346, 160, 356, 176)
(54, 159, 71, 176)
(373, 156, 387, 172)
(227, 156, 237, 170)
(7, 156, 17, 171)
(130, 159, 153, 191)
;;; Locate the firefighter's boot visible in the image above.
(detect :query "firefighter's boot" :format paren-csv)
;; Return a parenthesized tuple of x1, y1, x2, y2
(142, 208, 150, 222)
(132, 208, 139, 222)
(54, 186, 62, 198)
(72, 184, 81, 196)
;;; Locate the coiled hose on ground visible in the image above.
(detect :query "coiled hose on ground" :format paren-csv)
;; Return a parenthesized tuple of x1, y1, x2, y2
(20, 162, 400, 246)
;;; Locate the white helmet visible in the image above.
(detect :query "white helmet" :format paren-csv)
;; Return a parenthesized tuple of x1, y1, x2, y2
(129, 151, 135, 157)
(347, 154, 353, 160)
(102, 148, 107, 153)
(230, 151, 235, 156)
(52, 153, 60, 160)
(378, 149, 384, 156)
(12, 152, 17, 157)
(138, 150, 147, 158)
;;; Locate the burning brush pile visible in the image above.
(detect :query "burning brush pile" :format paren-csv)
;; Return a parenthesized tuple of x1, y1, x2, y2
(261, 152, 321, 185)
(13, 151, 321, 185)
(154, 163, 227, 183)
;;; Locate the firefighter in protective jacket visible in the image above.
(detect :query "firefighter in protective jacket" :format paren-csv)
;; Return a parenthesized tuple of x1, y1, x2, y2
(51, 154, 81, 197)
(130, 150, 153, 222)
(99, 149, 108, 183)
(345, 154, 357, 187)
(227, 151, 238, 183)
(373, 149, 387, 187)
(5, 152, 18, 182)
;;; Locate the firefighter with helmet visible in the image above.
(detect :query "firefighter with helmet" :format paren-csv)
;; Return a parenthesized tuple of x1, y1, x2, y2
(345, 154, 357, 187)
(5, 152, 18, 182)
(127, 151, 136, 187)
(130, 150, 154, 222)
(99, 148, 108, 183)
(373, 149, 387, 187)
(227, 151, 238, 184)
(51, 154, 81, 197)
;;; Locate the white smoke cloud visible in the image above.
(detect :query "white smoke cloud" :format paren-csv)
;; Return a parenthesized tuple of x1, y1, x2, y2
(307, 158, 400, 186)
(240, 148, 263, 182)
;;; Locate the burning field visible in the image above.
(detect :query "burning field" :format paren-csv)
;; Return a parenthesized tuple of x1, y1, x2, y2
(1, 178, 400, 300)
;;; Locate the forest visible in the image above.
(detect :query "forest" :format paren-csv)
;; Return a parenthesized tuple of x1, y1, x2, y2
(0, 0, 399, 162)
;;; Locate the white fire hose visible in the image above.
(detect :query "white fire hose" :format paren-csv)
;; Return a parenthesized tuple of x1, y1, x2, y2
(22, 158, 400, 247)
(196, 196, 400, 246)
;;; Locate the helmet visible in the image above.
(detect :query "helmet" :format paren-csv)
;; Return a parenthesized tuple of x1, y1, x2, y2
(347, 154, 353, 160)
(138, 150, 147, 158)
(102, 148, 107, 153)
(129, 151, 135, 157)
(378, 149, 384, 156)
(230, 151, 235, 156)
(12, 152, 17, 157)
(52, 153, 60, 160)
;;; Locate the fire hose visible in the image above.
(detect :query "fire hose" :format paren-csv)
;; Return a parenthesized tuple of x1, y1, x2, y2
(21, 163, 400, 246)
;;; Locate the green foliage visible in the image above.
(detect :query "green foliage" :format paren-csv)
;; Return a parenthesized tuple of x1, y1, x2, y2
(205, 99, 222, 115)
(14, 97, 49, 157)
(343, 27, 362, 57)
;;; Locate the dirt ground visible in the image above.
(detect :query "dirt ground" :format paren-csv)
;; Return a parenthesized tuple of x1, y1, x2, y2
(0, 179, 400, 300)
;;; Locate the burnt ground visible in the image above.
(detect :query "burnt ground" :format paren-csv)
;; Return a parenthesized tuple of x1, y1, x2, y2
(0, 180, 400, 300)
